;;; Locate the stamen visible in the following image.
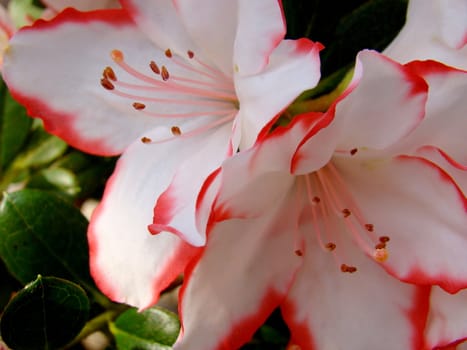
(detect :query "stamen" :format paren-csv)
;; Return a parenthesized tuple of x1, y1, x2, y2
(141, 137, 152, 143)
(149, 61, 160, 75)
(132, 102, 146, 110)
(171, 126, 182, 136)
(373, 248, 388, 262)
(312, 196, 321, 205)
(111, 49, 124, 63)
(325, 242, 336, 251)
(187, 50, 194, 59)
(295, 250, 303, 257)
(342, 208, 351, 218)
(350, 148, 358, 156)
(103, 66, 117, 81)
(340, 264, 357, 273)
(161, 66, 170, 81)
(375, 242, 386, 249)
(165, 49, 173, 58)
(365, 224, 374, 232)
(100, 77, 115, 90)
(379, 236, 390, 243)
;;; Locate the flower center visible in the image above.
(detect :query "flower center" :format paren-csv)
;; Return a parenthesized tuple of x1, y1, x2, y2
(99, 48, 238, 143)
(295, 161, 390, 273)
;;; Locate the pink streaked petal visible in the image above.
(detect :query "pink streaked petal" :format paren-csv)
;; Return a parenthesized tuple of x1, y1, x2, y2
(174, 0, 238, 74)
(236, 39, 322, 149)
(338, 155, 467, 293)
(400, 61, 467, 165)
(120, 0, 197, 57)
(383, 0, 467, 69)
(425, 287, 467, 349)
(233, 0, 285, 75)
(175, 197, 302, 349)
(199, 113, 318, 226)
(282, 230, 430, 350)
(42, 0, 120, 12)
(2, 8, 164, 155)
(333, 50, 428, 151)
(88, 126, 207, 308)
(149, 123, 233, 247)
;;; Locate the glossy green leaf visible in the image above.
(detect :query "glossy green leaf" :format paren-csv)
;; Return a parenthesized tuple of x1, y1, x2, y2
(110, 306, 180, 350)
(12, 127, 68, 169)
(0, 275, 90, 350)
(0, 189, 94, 290)
(27, 167, 80, 197)
(0, 79, 33, 172)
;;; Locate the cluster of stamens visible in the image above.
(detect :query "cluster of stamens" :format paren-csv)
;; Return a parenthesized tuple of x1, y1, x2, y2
(296, 161, 391, 274)
(99, 47, 238, 144)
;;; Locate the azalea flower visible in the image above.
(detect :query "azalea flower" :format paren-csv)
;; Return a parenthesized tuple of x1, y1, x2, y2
(179, 50, 467, 349)
(383, 0, 467, 69)
(2, 0, 322, 307)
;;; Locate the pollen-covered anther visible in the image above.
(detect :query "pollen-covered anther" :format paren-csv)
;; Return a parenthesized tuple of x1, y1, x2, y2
(132, 102, 146, 110)
(294, 249, 303, 257)
(103, 66, 117, 81)
(342, 208, 351, 218)
(373, 247, 388, 262)
(350, 148, 358, 156)
(161, 66, 170, 81)
(110, 49, 124, 63)
(171, 126, 182, 136)
(141, 136, 152, 143)
(312, 196, 321, 205)
(187, 50, 194, 59)
(340, 264, 357, 273)
(165, 48, 173, 58)
(365, 224, 374, 232)
(375, 242, 386, 250)
(100, 77, 115, 90)
(379, 236, 390, 243)
(325, 242, 336, 251)
(149, 61, 160, 75)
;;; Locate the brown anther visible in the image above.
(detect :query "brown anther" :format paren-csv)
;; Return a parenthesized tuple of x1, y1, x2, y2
(373, 248, 388, 262)
(325, 242, 336, 251)
(171, 126, 182, 136)
(350, 148, 358, 156)
(150, 61, 160, 75)
(103, 66, 117, 81)
(340, 264, 357, 273)
(379, 236, 390, 243)
(375, 242, 386, 250)
(342, 208, 351, 218)
(187, 50, 194, 59)
(132, 102, 146, 110)
(141, 137, 152, 143)
(165, 49, 173, 58)
(294, 249, 303, 257)
(100, 77, 115, 90)
(161, 66, 170, 81)
(110, 49, 124, 63)
(312, 196, 321, 204)
(365, 224, 374, 232)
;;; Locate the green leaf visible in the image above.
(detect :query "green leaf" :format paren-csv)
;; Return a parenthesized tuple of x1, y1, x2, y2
(12, 127, 68, 170)
(27, 167, 81, 197)
(0, 79, 33, 172)
(0, 275, 90, 350)
(110, 306, 180, 350)
(0, 189, 94, 290)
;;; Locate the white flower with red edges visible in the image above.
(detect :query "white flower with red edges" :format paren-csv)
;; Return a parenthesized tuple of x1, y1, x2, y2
(2, 0, 322, 308)
(186, 50, 467, 350)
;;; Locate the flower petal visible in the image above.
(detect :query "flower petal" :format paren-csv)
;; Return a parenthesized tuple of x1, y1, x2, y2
(233, 0, 285, 75)
(282, 229, 430, 350)
(149, 123, 233, 246)
(89, 126, 208, 308)
(425, 287, 467, 349)
(338, 155, 467, 293)
(174, 0, 238, 74)
(2, 9, 162, 155)
(120, 0, 196, 56)
(383, 0, 467, 69)
(42, 0, 120, 12)
(333, 50, 427, 151)
(236, 39, 322, 149)
(175, 197, 302, 349)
